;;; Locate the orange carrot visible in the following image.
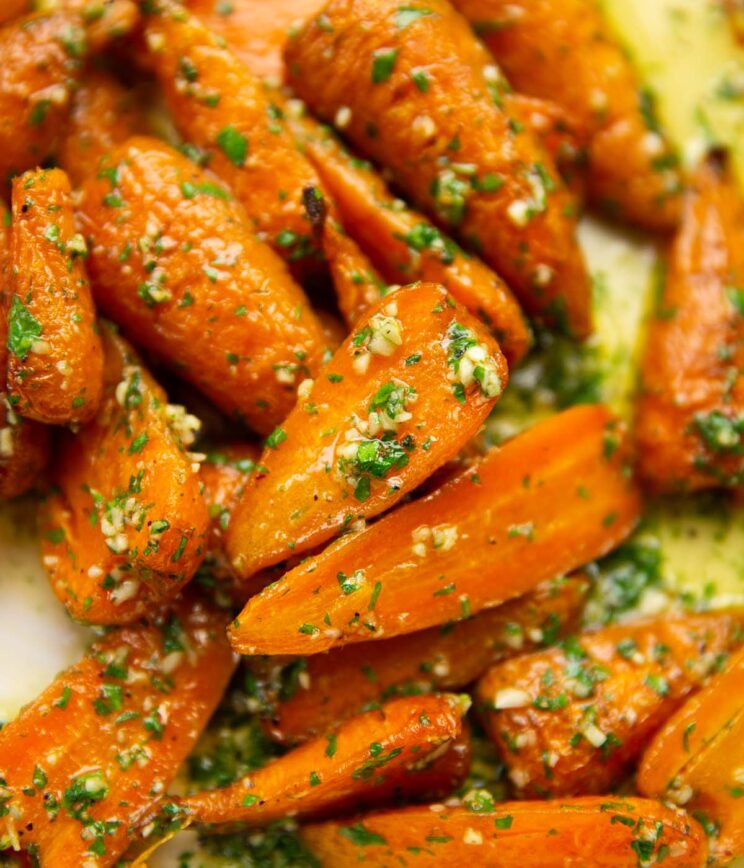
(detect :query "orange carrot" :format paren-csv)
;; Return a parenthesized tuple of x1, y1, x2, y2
(0, 0, 28, 27)
(0, 593, 235, 867)
(228, 404, 640, 655)
(638, 645, 744, 863)
(226, 282, 508, 578)
(38, 324, 209, 624)
(267, 576, 588, 745)
(476, 611, 744, 798)
(301, 797, 707, 866)
(285, 0, 591, 336)
(76, 135, 327, 435)
(452, 0, 682, 230)
(636, 159, 744, 491)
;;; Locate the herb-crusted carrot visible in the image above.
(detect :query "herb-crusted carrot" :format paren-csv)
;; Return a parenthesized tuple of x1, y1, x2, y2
(476, 610, 744, 798)
(76, 135, 327, 435)
(228, 404, 640, 655)
(0, 593, 235, 866)
(636, 159, 744, 491)
(226, 282, 508, 579)
(268, 576, 588, 745)
(285, 0, 591, 336)
(7, 168, 104, 424)
(300, 796, 707, 866)
(39, 324, 209, 624)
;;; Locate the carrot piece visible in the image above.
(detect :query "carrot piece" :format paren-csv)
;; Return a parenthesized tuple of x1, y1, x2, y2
(179, 694, 466, 829)
(452, 0, 682, 230)
(7, 168, 104, 424)
(638, 645, 744, 862)
(0, 593, 235, 866)
(268, 576, 589, 745)
(284, 0, 591, 337)
(226, 282, 508, 578)
(300, 797, 707, 867)
(228, 404, 640, 656)
(289, 112, 531, 364)
(0, 0, 28, 27)
(56, 69, 147, 187)
(636, 160, 744, 491)
(476, 610, 744, 799)
(76, 136, 327, 435)
(38, 323, 209, 624)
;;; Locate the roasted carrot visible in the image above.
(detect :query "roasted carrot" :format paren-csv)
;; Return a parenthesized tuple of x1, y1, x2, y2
(289, 111, 531, 364)
(636, 159, 744, 492)
(180, 694, 466, 829)
(452, 0, 682, 230)
(228, 404, 640, 656)
(285, 0, 591, 337)
(39, 323, 209, 624)
(638, 645, 744, 863)
(56, 69, 148, 187)
(267, 576, 588, 745)
(76, 135, 327, 435)
(226, 282, 508, 579)
(476, 610, 744, 799)
(7, 168, 104, 424)
(0, 593, 235, 867)
(301, 797, 707, 867)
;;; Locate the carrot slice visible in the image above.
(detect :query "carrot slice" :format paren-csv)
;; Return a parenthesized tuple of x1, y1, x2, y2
(76, 135, 327, 435)
(38, 324, 209, 624)
(636, 159, 744, 491)
(452, 0, 682, 230)
(0, 593, 235, 867)
(226, 282, 508, 578)
(638, 645, 744, 862)
(268, 576, 588, 745)
(285, 0, 591, 337)
(289, 111, 531, 364)
(301, 797, 707, 867)
(180, 694, 466, 829)
(476, 610, 744, 798)
(229, 404, 640, 655)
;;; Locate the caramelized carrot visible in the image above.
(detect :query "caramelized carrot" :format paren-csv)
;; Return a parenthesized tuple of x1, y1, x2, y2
(228, 405, 640, 655)
(290, 112, 531, 363)
(226, 282, 508, 579)
(301, 797, 707, 867)
(452, 0, 682, 230)
(0, 593, 235, 867)
(56, 69, 147, 187)
(268, 576, 588, 745)
(180, 694, 465, 829)
(636, 159, 744, 491)
(7, 168, 104, 424)
(285, 0, 591, 337)
(476, 611, 744, 798)
(638, 645, 744, 862)
(76, 136, 327, 435)
(38, 324, 209, 624)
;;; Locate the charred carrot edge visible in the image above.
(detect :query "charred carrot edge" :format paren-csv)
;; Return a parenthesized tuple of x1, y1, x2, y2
(228, 404, 640, 656)
(268, 576, 589, 745)
(284, 0, 591, 337)
(289, 109, 531, 364)
(39, 323, 209, 624)
(300, 797, 707, 867)
(180, 694, 466, 829)
(0, 593, 236, 866)
(7, 168, 104, 424)
(475, 610, 744, 799)
(451, 0, 682, 230)
(638, 645, 744, 861)
(77, 135, 327, 435)
(636, 159, 744, 492)
(226, 281, 508, 578)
